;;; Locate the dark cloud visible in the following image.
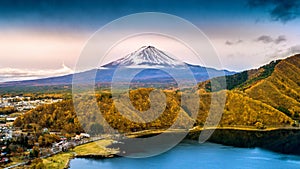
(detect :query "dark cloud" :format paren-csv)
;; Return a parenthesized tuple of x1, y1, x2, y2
(256, 35, 273, 43)
(0, 0, 269, 31)
(274, 35, 287, 44)
(255, 35, 287, 44)
(225, 41, 233, 45)
(0, 0, 226, 30)
(248, 0, 300, 23)
(225, 39, 243, 46)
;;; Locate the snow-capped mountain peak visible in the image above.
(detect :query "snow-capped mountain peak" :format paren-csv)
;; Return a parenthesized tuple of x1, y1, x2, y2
(103, 46, 185, 68)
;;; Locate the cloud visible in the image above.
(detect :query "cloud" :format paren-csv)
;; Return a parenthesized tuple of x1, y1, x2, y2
(289, 45, 300, 53)
(225, 39, 243, 46)
(256, 35, 273, 43)
(248, 0, 300, 23)
(0, 64, 73, 82)
(274, 35, 287, 44)
(266, 44, 300, 60)
(255, 35, 287, 44)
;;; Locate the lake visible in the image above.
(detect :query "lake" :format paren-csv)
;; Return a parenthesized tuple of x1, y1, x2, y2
(69, 140, 300, 169)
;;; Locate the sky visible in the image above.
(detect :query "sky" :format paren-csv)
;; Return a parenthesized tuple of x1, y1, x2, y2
(0, 0, 300, 82)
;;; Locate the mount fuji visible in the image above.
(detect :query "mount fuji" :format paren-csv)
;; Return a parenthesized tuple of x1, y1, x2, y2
(103, 46, 185, 68)
(0, 46, 236, 87)
(99, 46, 235, 83)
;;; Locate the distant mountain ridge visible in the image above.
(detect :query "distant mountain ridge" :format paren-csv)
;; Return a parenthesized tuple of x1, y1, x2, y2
(0, 46, 235, 87)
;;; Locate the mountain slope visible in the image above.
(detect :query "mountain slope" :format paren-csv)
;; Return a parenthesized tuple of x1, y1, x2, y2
(199, 54, 300, 124)
(244, 55, 300, 119)
(201, 59, 280, 91)
(103, 46, 184, 68)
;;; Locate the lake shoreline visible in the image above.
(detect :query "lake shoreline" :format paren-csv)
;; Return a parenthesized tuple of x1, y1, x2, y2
(69, 140, 300, 169)
(65, 127, 300, 168)
(112, 127, 300, 156)
(191, 128, 300, 155)
(75, 153, 120, 159)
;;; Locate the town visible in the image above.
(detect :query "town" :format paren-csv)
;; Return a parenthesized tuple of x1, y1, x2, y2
(0, 95, 63, 166)
(0, 95, 63, 113)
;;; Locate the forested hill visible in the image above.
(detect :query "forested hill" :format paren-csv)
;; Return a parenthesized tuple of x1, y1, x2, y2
(244, 54, 300, 120)
(200, 54, 300, 122)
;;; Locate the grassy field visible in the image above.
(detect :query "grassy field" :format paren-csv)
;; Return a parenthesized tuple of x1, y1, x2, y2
(41, 152, 74, 169)
(73, 139, 114, 156)
(41, 139, 115, 169)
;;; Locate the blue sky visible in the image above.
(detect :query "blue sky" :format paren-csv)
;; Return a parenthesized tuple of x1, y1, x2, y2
(0, 0, 300, 81)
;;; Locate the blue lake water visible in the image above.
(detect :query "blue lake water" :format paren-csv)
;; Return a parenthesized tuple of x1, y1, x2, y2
(69, 141, 300, 169)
